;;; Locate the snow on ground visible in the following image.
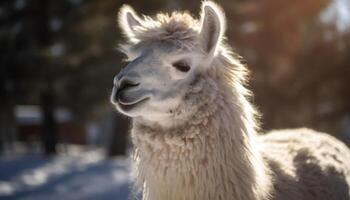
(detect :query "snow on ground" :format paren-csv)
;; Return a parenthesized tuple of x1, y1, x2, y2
(0, 147, 134, 200)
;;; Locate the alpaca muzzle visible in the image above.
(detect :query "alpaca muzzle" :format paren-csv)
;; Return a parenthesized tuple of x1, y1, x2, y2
(112, 75, 140, 105)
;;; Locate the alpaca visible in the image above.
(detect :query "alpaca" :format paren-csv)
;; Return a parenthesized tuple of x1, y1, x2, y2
(110, 1, 350, 200)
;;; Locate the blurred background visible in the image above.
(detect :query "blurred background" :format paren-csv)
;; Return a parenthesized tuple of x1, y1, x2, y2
(0, 0, 349, 199)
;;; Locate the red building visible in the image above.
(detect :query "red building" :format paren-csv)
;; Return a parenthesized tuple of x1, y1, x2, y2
(15, 105, 85, 145)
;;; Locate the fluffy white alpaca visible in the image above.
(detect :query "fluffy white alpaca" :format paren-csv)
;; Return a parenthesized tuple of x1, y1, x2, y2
(111, 1, 350, 200)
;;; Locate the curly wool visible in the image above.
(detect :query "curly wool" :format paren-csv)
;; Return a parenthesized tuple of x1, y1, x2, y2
(132, 68, 272, 200)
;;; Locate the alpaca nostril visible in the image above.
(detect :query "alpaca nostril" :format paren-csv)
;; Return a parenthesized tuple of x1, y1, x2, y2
(118, 79, 139, 92)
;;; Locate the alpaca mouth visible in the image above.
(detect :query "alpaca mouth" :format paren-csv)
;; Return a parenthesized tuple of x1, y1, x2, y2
(118, 97, 149, 111)
(116, 87, 146, 106)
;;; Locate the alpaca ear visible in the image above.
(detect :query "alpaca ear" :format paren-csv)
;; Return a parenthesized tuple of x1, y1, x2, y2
(118, 5, 142, 40)
(199, 1, 226, 55)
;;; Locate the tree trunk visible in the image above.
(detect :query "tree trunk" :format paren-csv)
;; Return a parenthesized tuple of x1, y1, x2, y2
(40, 87, 57, 155)
(0, 80, 17, 154)
(108, 113, 129, 156)
(35, 0, 58, 155)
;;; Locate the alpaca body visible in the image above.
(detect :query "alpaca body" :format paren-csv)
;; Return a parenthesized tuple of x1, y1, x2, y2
(261, 129, 350, 200)
(132, 127, 350, 200)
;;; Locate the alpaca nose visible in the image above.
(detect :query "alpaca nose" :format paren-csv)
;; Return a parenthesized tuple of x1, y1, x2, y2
(112, 74, 139, 103)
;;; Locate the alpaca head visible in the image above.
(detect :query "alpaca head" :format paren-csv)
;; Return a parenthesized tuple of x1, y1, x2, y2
(111, 1, 228, 126)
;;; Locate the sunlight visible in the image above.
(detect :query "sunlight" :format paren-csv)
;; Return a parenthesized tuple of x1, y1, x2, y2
(320, 0, 350, 32)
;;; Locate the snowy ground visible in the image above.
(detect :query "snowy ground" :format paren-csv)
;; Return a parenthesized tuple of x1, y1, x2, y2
(0, 146, 134, 200)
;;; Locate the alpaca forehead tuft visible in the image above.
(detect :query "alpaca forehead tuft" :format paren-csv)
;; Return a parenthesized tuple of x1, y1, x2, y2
(133, 12, 200, 45)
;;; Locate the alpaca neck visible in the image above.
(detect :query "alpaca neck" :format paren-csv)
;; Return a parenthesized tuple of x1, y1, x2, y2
(131, 77, 272, 200)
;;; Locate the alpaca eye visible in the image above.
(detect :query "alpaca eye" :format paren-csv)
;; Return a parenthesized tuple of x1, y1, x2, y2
(172, 61, 191, 72)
